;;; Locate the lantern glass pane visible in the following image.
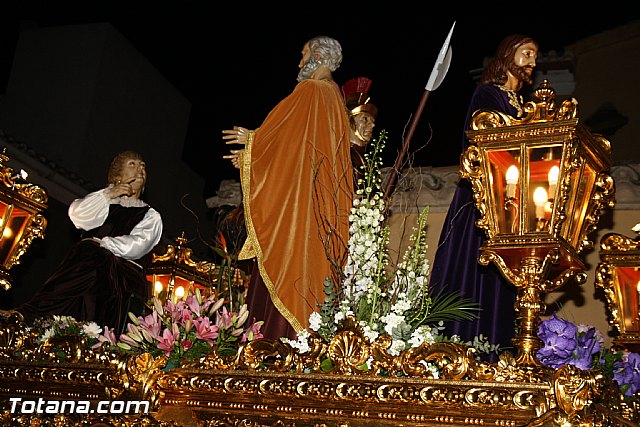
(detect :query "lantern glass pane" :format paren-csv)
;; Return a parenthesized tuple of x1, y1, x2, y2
(486, 148, 520, 235)
(565, 161, 596, 247)
(526, 146, 562, 233)
(614, 266, 640, 334)
(0, 203, 30, 266)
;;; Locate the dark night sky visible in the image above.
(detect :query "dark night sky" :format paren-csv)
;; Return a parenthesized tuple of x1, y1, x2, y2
(1, 3, 636, 198)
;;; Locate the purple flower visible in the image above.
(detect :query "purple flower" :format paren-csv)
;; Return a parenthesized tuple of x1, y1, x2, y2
(537, 314, 640, 399)
(105, 288, 263, 364)
(93, 326, 117, 349)
(569, 327, 601, 370)
(184, 294, 202, 314)
(138, 310, 162, 340)
(193, 316, 219, 343)
(536, 314, 577, 368)
(614, 352, 640, 397)
(241, 319, 264, 343)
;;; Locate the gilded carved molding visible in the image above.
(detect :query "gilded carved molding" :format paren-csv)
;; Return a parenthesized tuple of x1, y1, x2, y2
(0, 311, 633, 426)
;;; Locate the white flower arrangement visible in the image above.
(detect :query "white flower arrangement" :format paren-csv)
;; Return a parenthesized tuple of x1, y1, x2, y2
(33, 315, 102, 344)
(285, 130, 488, 362)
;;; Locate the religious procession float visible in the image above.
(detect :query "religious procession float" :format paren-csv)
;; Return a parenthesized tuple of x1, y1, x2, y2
(0, 65, 639, 426)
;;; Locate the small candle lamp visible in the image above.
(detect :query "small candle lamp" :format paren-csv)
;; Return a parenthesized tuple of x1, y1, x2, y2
(146, 232, 217, 303)
(596, 233, 640, 353)
(145, 232, 246, 304)
(505, 165, 519, 199)
(0, 147, 48, 290)
(533, 187, 548, 231)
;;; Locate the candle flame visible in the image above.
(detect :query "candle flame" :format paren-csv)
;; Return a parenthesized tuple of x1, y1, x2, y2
(175, 286, 185, 298)
(533, 187, 548, 207)
(506, 165, 519, 184)
(154, 281, 164, 293)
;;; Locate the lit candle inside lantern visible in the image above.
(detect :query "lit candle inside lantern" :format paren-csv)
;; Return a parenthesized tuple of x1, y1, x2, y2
(533, 187, 548, 219)
(548, 165, 559, 199)
(0, 218, 11, 238)
(154, 280, 164, 295)
(175, 285, 185, 298)
(505, 165, 519, 198)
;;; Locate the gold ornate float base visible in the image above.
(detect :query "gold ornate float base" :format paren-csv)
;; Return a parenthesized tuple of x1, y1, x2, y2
(0, 314, 637, 426)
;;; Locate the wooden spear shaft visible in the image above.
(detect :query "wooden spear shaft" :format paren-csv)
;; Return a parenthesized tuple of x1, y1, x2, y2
(382, 21, 455, 202)
(383, 89, 431, 200)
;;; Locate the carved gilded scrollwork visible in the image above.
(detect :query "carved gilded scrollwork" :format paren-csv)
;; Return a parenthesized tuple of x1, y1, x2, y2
(471, 109, 516, 129)
(595, 261, 621, 335)
(595, 232, 640, 351)
(461, 144, 491, 235)
(524, 365, 607, 426)
(0, 311, 30, 358)
(471, 80, 579, 133)
(600, 233, 640, 252)
(553, 365, 605, 418)
(121, 353, 167, 409)
(14, 182, 48, 205)
(235, 337, 300, 372)
(577, 172, 616, 254)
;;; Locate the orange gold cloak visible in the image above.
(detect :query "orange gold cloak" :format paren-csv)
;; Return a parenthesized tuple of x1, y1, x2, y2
(239, 79, 353, 332)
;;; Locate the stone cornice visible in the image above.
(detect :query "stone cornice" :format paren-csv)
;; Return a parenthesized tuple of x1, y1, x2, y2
(206, 163, 640, 213)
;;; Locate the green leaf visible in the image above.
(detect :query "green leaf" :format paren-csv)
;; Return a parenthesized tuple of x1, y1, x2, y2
(320, 357, 334, 372)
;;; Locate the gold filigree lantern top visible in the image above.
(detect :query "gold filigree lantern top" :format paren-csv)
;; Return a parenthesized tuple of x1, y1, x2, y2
(0, 147, 48, 290)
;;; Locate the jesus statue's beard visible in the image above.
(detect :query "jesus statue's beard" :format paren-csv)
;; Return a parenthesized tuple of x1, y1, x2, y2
(297, 58, 321, 82)
(508, 61, 534, 85)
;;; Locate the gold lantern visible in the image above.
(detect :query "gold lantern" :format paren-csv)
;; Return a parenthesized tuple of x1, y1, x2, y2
(0, 147, 47, 290)
(596, 233, 640, 353)
(461, 80, 615, 367)
(145, 232, 244, 302)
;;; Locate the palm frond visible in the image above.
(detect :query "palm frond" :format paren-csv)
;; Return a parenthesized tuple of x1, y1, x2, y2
(429, 288, 480, 322)
(407, 287, 480, 328)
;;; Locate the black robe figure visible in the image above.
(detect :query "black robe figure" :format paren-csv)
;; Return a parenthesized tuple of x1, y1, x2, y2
(429, 35, 538, 361)
(19, 205, 155, 333)
(429, 84, 520, 357)
(14, 150, 163, 333)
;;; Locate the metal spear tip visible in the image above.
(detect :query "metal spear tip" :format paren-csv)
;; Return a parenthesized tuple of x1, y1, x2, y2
(425, 21, 456, 91)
